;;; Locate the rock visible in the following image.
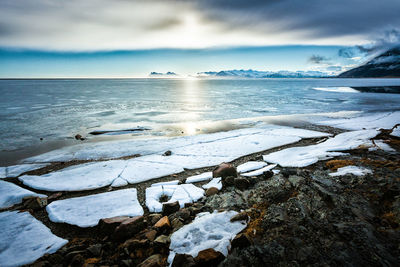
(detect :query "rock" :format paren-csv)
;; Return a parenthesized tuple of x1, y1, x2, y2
(121, 239, 149, 252)
(65, 251, 85, 266)
(288, 175, 303, 188)
(222, 176, 235, 187)
(154, 235, 170, 245)
(163, 150, 172, 156)
(138, 254, 164, 267)
(281, 168, 297, 178)
(22, 196, 47, 210)
(172, 254, 196, 267)
(121, 259, 133, 267)
(86, 244, 102, 257)
(74, 134, 84, 141)
(162, 201, 180, 216)
(176, 209, 191, 221)
(154, 216, 171, 231)
(231, 233, 252, 249)
(47, 192, 62, 201)
(144, 229, 158, 241)
(149, 214, 163, 225)
(113, 216, 145, 241)
(205, 187, 219, 196)
(263, 170, 274, 179)
(213, 163, 237, 178)
(171, 218, 184, 231)
(194, 248, 225, 265)
(99, 216, 131, 235)
(230, 212, 248, 222)
(234, 178, 250, 190)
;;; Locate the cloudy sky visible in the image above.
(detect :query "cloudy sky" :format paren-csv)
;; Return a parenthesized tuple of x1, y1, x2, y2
(1, 0, 399, 77)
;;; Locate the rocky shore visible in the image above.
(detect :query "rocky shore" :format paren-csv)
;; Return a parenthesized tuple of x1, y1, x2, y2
(5, 125, 393, 267)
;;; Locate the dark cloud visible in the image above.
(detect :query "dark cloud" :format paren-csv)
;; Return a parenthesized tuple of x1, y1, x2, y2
(356, 29, 400, 55)
(338, 48, 355, 58)
(308, 55, 329, 64)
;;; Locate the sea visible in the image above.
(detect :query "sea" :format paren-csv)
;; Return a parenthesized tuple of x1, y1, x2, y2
(1, 78, 400, 165)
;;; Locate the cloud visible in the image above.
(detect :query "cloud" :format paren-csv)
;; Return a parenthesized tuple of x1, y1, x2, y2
(308, 55, 330, 64)
(356, 28, 400, 55)
(0, 0, 400, 51)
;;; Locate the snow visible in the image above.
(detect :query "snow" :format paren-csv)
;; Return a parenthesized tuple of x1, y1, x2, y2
(46, 189, 143, 227)
(369, 140, 396, 152)
(19, 160, 126, 192)
(0, 163, 50, 179)
(202, 178, 222, 190)
(313, 111, 400, 131)
(168, 211, 247, 265)
(237, 161, 268, 173)
(111, 177, 128, 187)
(263, 130, 378, 167)
(241, 164, 277, 177)
(329, 166, 372, 177)
(152, 180, 179, 186)
(185, 172, 213, 183)
(313, 87, 359, 93)
(0, 211, 67, 267)
(0, 180, 47, 209)
(391, 126, 400, 137)
(146, 184, 204, 213)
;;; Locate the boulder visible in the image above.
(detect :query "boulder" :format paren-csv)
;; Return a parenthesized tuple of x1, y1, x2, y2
(234, 178, 250, 190)
(154, 235, 170, 245)
(231, 233, 252, 249)
(149, 214, 163, 225)
(213, 163, 237, 178)
(113, 216, 145, 241)
(172, 254, 196, 267)
(194, 248, 225, 265)
(163, 150, 172, 156)
(86, 244, 102, 257)
(144, 229, 158, 241)
(171, 218, 184, 231)
(154, 216, 171, 231)
(162, 201, 180, 216)
(99, 216, 131, 235)
(22, 196, 47, 210)
(230, 212, 249, 222)
(205, 187, 219, 196)
(138, 254, 164, 267)
(74, 134, 84, 141)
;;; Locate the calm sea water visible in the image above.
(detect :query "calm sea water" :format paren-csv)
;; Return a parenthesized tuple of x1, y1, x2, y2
(1, 78, 400, 163)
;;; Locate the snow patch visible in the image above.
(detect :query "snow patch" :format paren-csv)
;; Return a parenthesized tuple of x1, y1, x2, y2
(46, 189, 143, 227)
(0, 163, 50, 179)
(0, 180, 46, 209)
(391, 126, 400, 137)
(0, 211, 67, 267)
(111, 177, 128, 187)
(185, 172, 213, 183)
(329, 166, 372, 177)
(237, 161, 268, 173)
(202, 178, 222, 190)
(241, 164, 277, 177)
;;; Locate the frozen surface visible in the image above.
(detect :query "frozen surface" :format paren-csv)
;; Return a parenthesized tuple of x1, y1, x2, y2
(329, 166, 372, 177)
(146, 184, 204, 212)
(152, 180, 179, 186)
(370, 140, 396, 152)
(202, 178, 222, 190)
(19, 160, 126, 192)
(111, 177, 128, 188)
(391, 126, 400, 137)
(185, 172, 213, 183)
(313, 87, 360, 93)
(0, 163, 50, 179)
(313, 111, 400, 130)
(237, 161, 268, 173)
(263, 130, 378, 167)
(0, 180, 46, 209)
(241, 164, 277, 177)
(0, 211, 67, 267)
(46, 189, 143, 227)
(168, 211, 247, 264)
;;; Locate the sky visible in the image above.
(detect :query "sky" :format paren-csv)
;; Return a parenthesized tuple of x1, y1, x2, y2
(1, 0, 400, 78)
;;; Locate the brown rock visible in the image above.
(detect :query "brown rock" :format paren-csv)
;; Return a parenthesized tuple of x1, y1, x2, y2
(231, 233, 251, 249)
(194, 248, 225, 265)
(22, 196, 47, 210)
(162, 201, 180, 216)
(163, 150, 172, 156)
(138, 254, 164, 267)
(171, 218, 184, 231)
(213, 163, 237, 178)
(222, 176, 235, 187)
(205, 187, 219, 196)
(154, 235, 170, 245)
(99, 216, 130, 235)
(154, 216, 171, 231)
(121, 239, 149, 252)
(177, 208, 191, 221)
(263, 170, 274, 179)
(234, 177, 250, 190)
(149, 214, 163, 225)
(172, 254, 196, 267)
(144, 230, 158, 241)
(230, 212, 249, 222)
(47, 192, 62, 201)
(113, 216, 145, 241)
(74, 134, 84, 140)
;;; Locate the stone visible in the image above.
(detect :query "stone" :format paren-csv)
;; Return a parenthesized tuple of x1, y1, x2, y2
(163, 150, 172, 156)
(154, 235, 170, 245)
(171, 217, 184, 231)
(172, 254, 196, 267)
(145, 230, 158, 241)
(231, 233, 252, 249)
(154, 216, 171, 231)
(205, 187, 219, 196)
(138, 254, 164, 267)
(48, 192, 62, 201)
(194, 248, 225, 265)
(22, 196, 47, 210)
(99, 216, 131, 235)
(176, 209, 191, 221)
(288, 175, 303, 188)
(230, 212, 249, 222)
(213, 163, 237, 178)
(263, 170, 274, 179)
(149, 214, 163, 225)
(74, 134, 84, 140)
(222, 176, 235, 187)
(234, 178, 250, 190)
(86, 244, 102, 257)
(162, 201, 180, 216)
(113, 216, 145, 241)
(122, 239, 149, 252)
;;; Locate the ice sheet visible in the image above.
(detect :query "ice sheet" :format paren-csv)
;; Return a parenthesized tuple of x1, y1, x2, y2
(185, 172, 213, 183)
(0, 211, 67, 267)
(0, 180, 46, 209)
(241, 164, 277, 177)
(46, 189, 143, 227)
(0, 163, 50, 179)
(202, 178, 222, 190)
(390, 126, 400, 137)
(329, 166, 372, 176)
(237, 161, 268, 174)
(168, 211, 247, 264)
(263, 130, 378, 167)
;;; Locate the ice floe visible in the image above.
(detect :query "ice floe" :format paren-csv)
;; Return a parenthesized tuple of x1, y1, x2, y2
(263, 130, 378, 167)
(185, 172, 213, 183)
(237, 161, 268, 173)
(168, 211, 247, 264)
(0, 180, 46, 209)
(241, 164, 277, 177)
(111, 177, 128, 188)
(369, 140, 396, 152)
(0, 211, 67, 267)
(0, 163, 50, 179)
(146, 184, 204, 212)
(19, 160, 126, 192)
(152, 180, 179, 187)
(46, 189, 143, 227)
(391, 126, 400, 137)
(202, 178, 222, 190)
(329, 166, 372, 177)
